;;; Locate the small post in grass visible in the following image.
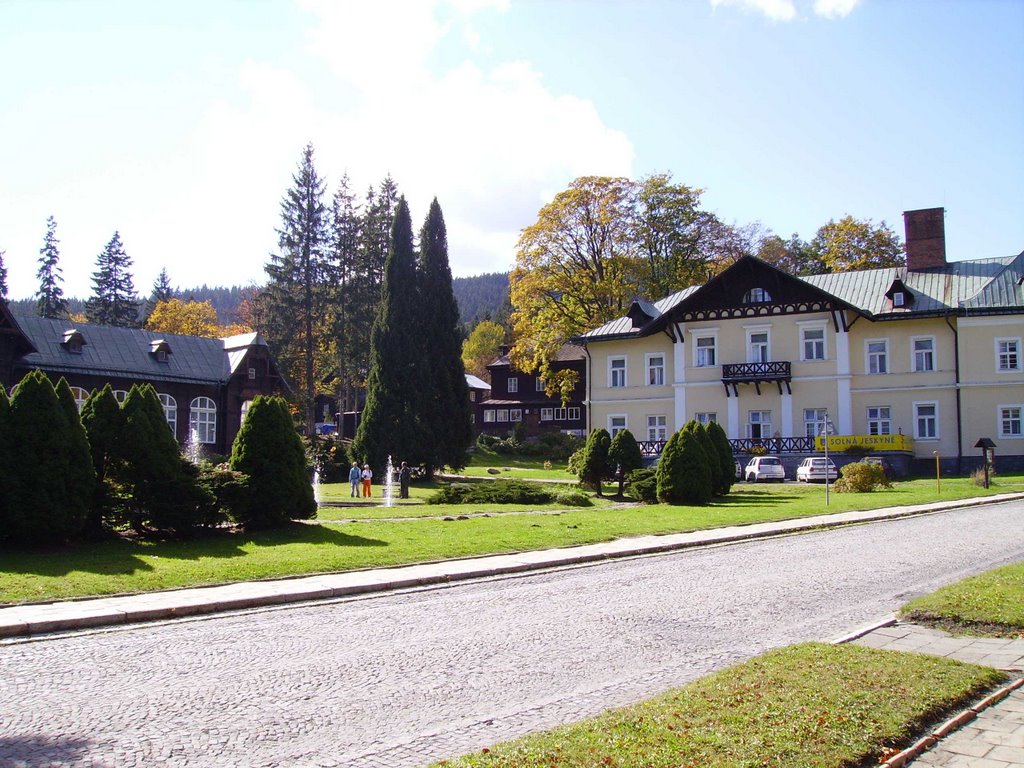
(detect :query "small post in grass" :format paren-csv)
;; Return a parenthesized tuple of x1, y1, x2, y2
(820, 415, 834, 506)
(933, 450, 941, 493)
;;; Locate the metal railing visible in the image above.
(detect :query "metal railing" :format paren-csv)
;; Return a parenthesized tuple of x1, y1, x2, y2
(721, 361, 792, 381)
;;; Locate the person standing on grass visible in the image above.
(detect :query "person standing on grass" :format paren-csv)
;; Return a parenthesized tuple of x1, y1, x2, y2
(399, 461, 411, 499)
(361, 464, 373, 497)
(348, 462, 361, 498)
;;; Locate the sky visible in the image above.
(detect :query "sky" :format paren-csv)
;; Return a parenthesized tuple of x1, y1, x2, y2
(2, 0, 1022, 301)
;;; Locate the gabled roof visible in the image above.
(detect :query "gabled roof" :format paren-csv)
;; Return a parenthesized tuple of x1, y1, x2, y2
(489, 343, 586, 370)
(465, 374, 490, 390)
(578, 251, 1024, 343)
(12, 316, 267, 386)
(0, 301, 37, 357)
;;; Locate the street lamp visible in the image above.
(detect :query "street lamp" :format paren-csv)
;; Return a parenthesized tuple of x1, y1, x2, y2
(820, 415, 834, 506)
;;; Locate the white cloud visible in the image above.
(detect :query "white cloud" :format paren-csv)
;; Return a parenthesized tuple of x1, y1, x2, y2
(710, 0, 860, 21)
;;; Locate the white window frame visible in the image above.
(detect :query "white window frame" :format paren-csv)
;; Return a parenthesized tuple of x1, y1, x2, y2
(803, 408, 828, 438)
(69, 386, 89, 412)
(866, 406, 892, 436)
(913, 401, 938, 441)
(483, 410, 496, 423)
(866, 339, 889, 375)
(647, 415, 668, 442)
(113, 389, 129, 404)
(510, 409, 522, 422)
(535, 377, 545, 392)
(998, 405, 1023, 439)
(496, 409, 509, 422)
(608, 414, 627, 437)
(744, 287, 771, 303)
(609, 356, 627, 388)
(694, 412, 717, 426)
(540, 407, 553, 421)
(747, 410, 772, 440)
(800, 324, 827, 362)
(567, 407, 580, 421)
(646, 353, 665, 386)
(159, 393, 177, 436)
(240, 399, 252, 426)
(912, 336, 936, 373)
(693, 333, 718, 368)
(746, 327, 771, 364)
(893, 291, 906, 307)
(189, 396, 217, 444)
(507, 377, 518, 394)
(995, 337, 1021, 372)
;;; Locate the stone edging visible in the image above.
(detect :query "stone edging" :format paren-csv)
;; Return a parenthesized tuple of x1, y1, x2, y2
(873, 676, 1024, 768)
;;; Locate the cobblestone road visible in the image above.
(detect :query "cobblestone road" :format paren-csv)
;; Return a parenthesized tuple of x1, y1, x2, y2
(2, 502, 1023, 768)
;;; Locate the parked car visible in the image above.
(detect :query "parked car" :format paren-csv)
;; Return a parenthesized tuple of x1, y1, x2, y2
(744, 455, 786, 483)
(862, 456, 895, 479)
(796, 456, 838, 483)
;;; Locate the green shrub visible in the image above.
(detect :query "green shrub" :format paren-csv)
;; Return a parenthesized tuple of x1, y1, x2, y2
(554, 490, 592, 507)
(567, 446, 585, 476)
(428, 480, 556, 505)
(627, 467, 658, 503)
(579, 427, 612, 495)
(608, 429, 644, 497)
(476, 433, 501, 450)
(833, 461, 893, 493)
(80, 384, 124, 535)
(55, 378, 96, 534)
(970, 465, 996, 487)
(230, 395, 317, 529)
(197, 464, 248, 526)
(536, 431, 583, 460)
(844, 444, 870, 456)
(657, 422, 714, 505)
(707, 420, 735, 495)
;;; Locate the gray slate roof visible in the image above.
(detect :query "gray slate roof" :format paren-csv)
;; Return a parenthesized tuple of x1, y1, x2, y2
(13, 317, 267, 385)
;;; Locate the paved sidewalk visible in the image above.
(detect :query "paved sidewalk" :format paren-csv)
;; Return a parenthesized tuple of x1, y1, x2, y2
(852, 624, 1024, 767)
(1, 491, 1022, 639)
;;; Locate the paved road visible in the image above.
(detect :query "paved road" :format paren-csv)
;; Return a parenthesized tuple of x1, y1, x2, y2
(2, 501, 1023, 768)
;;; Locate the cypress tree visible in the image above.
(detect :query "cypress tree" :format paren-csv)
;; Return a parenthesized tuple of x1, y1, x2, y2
(85, 231, 139, 327)
(417, 198, 473, 474)
(230, 395, 316, 528)
(608, 428, 644, 498)
(352, 197, 427, 474)
(81, 384, 125, 534)
(118, 384, 206, 533)
(5, 371, 81, 543)
(54, 377, 96, 532)
(707, 420, 735, 496)
(656, 429, 685, 504)
(579, 427, 612, 496)
(691, 421, 721, 495)
(36, 216, 69, 319)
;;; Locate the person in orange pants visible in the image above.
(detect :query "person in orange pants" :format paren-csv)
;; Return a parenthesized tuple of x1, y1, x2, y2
(361, 464, 373, 497)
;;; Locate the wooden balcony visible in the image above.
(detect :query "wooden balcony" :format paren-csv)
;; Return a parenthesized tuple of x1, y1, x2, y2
(721, 361, 791, 396)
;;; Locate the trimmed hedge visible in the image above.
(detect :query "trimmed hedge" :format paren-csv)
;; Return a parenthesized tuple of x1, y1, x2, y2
(428, 480, 556, 505)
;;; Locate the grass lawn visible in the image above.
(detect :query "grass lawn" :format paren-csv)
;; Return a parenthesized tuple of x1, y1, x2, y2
(1, 474, 1020, 605)
(900, 560, 1024, 636)
(430, 643, 1005, 768)
(448, 448, 576, 481)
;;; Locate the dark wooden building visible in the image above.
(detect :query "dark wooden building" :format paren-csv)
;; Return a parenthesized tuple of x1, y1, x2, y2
(0, 306, 287, 456)
(477, 345, 587, 438)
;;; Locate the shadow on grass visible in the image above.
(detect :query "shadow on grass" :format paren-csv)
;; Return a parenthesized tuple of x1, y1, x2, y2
(711, 490, 803, 505)
(0, 522, 387, 577)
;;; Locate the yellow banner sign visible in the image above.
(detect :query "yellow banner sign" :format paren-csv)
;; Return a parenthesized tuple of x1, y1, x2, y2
(814, 434, 913, 452)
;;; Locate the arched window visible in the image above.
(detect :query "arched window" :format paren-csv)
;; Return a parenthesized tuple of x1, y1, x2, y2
(189, 396, 217, 444)
(240, 399, 253, 425)
(159, 394, 177, 437)
(112, 389, 129, 405)
(744, 287, 771, 303)
(69, 386, 89, 412)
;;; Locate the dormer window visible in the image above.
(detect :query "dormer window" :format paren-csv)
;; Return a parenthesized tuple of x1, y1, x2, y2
(62, 329, 86, 354)
(149, 339, 172, 363)
(885, 278, 913, 309)
(744, 287, 771, 304)
(893, 291, 906, 307)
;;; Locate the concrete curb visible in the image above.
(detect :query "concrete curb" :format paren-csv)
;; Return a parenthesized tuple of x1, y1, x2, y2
(875, 677, 1024, 768)
(2, 491, 1022, 640)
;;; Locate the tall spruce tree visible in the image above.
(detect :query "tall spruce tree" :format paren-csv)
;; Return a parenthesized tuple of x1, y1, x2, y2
(352, 197, 426, 473)
(327, 174, 364, 414)
(143, 267, 174, 323)
(417, 199, 472, 473)
(85, 231, 139, 327)
(36, 216, 69, 319)
(0, 250, 8, 299)
(258, 143, 330, 431)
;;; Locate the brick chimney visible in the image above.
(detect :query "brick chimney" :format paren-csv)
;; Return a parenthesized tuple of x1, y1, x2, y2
(903, 207, 947, 271)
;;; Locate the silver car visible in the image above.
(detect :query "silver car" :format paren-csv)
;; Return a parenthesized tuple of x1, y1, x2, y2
(796, 457, 838, 483)
(744, 455, 786, 482)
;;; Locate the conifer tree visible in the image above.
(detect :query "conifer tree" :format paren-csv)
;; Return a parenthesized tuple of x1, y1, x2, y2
(5, 370, 85, 543)
(608, 428, 644, 497)
(143, 267, 174, 322)
(656, 429, 685, 505)
(36, 216, 69, 319)
(691, 421, 721, 495)
(229, 395, 316, 528)
(86, 231, 139, 327)
(417, 199, 472, 473)
(258, 144, 330, 431)
(0, 250, 8, 299)
(55, 377, 96, 530)
(327, 174, 364, 413)
(81, 384, 125, 534)
(352, 197, 426, 473)
(707, 420, 735, 495)
(580, 427, 612, 496)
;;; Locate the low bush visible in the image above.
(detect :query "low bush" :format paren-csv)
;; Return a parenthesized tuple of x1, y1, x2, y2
(834, 461, 893, 493)
(428, 480, 556, 505)
(197, 464, 248, 526)
(628, 467, 658, 503)
(554, 490, 592, 507)
(970, 466, 997, 487)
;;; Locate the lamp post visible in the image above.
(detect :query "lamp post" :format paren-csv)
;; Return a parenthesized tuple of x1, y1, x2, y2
(820, 415, 834, 506)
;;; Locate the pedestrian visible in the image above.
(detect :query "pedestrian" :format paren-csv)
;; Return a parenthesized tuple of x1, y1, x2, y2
(348, 462, 361, 498)
(399, 461, 411, 499)
(361, 464, 373, 498)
